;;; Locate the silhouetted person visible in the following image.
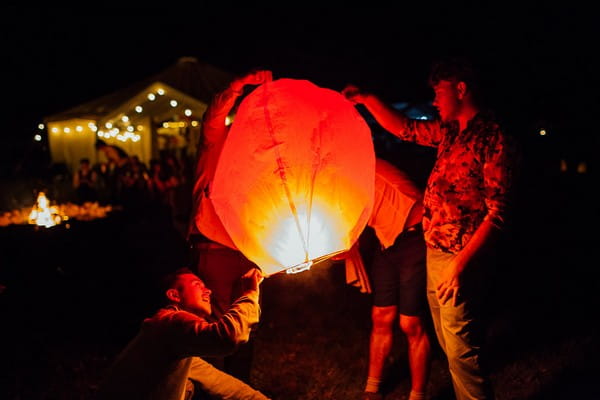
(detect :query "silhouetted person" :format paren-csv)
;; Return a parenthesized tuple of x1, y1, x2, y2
(95, 139, 130, 205)
(73, 157, 98, 204)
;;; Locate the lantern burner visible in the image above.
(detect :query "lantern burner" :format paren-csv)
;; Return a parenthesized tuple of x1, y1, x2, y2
(283, 249, 347, 275)
(286, 260, 313, 274)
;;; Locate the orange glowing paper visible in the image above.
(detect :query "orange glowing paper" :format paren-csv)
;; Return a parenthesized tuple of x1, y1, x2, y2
(211, 79, 375, 276)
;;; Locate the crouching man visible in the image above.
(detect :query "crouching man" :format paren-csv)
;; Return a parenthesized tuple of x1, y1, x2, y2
(96, 267, 270, 400)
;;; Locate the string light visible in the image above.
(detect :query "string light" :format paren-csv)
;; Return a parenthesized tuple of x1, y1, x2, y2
(44, 84, 203, 144)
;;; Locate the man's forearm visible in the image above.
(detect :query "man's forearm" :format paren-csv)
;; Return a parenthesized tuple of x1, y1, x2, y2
(361, 94, 409, 136)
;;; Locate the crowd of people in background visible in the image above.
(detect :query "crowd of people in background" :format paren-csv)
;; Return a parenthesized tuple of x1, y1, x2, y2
(71, 143, 193, 237)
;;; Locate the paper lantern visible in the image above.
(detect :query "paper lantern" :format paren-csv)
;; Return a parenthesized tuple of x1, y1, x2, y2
(211, 79, 375, 276)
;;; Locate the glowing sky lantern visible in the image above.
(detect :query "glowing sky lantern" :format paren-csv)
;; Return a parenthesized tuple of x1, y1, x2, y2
(211, 79, 375, 276)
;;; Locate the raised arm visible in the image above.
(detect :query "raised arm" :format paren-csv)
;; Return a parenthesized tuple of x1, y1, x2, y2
(202, 70, 273, 148)
(190, 71, 273, 245)
(342, 84, 442, 147)
(166, 268, 265, 357)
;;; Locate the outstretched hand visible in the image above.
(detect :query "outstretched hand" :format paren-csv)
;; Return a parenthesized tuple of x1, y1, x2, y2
(341, 84, 367, 104)
(231, 70, 273, 93)
(243, 70, 273, 85)
(240, 267, 265, 293)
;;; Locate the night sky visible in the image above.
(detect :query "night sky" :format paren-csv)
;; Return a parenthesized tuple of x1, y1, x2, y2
(2, 5, 598, 174)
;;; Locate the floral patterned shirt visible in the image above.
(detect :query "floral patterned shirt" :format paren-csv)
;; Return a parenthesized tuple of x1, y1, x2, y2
(391, 111, 517, 253)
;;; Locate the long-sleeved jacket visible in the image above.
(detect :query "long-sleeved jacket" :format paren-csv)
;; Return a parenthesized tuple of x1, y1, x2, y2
(96, 291, 268, 400)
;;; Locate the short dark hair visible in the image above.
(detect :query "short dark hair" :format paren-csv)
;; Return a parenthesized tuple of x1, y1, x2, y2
(160, 267, 195, 292)
(428, 56, 480, 94)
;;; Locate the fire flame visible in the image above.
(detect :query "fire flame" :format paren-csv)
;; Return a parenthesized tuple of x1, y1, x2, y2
(0, 193, 114, 228)
(28, 192, 65, 228)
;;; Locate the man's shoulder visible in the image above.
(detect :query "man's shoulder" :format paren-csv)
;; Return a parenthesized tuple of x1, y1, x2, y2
(145, 306, 204, 325)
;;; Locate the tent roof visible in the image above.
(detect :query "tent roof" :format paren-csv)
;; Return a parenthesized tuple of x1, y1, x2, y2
(45, 57, 235, 122)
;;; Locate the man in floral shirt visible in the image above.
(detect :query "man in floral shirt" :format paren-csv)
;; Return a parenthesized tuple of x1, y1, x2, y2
(343, 57, 518, 400)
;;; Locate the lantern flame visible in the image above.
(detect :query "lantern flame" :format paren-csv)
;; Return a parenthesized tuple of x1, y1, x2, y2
(28, 192, 63, 228)
(264, 203, 347, 272)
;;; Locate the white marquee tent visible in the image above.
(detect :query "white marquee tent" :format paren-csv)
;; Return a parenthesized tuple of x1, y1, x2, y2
(44, 57, 234, 172)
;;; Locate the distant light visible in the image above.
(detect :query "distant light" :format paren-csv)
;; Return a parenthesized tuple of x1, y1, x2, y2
(34, 134, 42, 141)
(38, 123, 44, 130)
(225, 116, 233, 126)
(560, 159, 567, 172)
(63, 127, 71, 133)
(121, 115, 129, 123)
(76, 126, 83, 132)
(51, 127, 59, 133)
(539, 129, 547, 136)
(392, 102, 409, 110)
(135, 105, 143, 113)
(577, 162, 587, 174)
(169, 100, 178, 107)
(191, 120, 199, 127)
(157, 88, 165, 95)
(127, 126, 134, 132)
(147, 93, 156, 101)
(105, 122, 113, 129)
(163, 121, 186, 128)
(184, 108, 192, 117)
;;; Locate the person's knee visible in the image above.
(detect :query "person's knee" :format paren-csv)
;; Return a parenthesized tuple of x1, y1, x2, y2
(399, 315, 426, 338)
(371, 306, 396, 332)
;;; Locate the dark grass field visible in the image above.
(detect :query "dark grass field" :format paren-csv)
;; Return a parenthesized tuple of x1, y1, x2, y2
(0, 157, 598, 399)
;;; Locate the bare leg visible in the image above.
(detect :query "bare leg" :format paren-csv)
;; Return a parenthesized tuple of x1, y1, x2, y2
(366, 305, 397, 393)
(399, 314, 431, 398)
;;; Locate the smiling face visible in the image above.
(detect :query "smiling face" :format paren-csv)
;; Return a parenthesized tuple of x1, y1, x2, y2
(170, 273, 212, 317)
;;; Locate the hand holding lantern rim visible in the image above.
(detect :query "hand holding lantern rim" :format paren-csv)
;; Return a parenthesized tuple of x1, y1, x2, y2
(230, 70, 273, 94)
(341, 84, 369, 105)
(240, 267, 265, 293)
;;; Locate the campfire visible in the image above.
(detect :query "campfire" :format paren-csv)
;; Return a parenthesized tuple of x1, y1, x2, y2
(28, 192, 63, 227)
(0, 192, 115, 228)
